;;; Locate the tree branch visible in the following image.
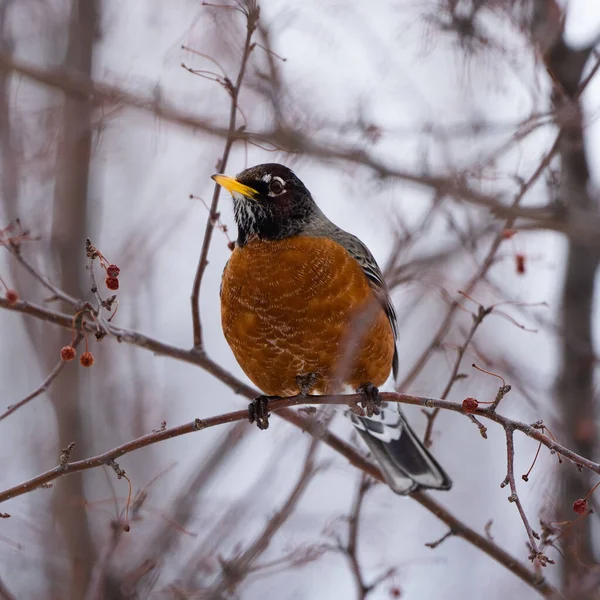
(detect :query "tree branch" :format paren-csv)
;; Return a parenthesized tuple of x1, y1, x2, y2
(0, 334, 83, 422)
(190, 2, 259, 349)
(3, 54, 600, 242)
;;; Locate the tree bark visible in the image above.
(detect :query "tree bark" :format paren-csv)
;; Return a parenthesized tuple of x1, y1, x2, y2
(49, 2, 99, 598)
(531, 2, 600, 596)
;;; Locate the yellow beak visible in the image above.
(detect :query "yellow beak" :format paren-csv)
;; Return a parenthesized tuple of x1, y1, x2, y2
(211, 174, 258, 199)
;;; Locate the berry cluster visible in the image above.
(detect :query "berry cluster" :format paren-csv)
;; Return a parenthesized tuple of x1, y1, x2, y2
(60, 344, 95, 368)
(105, 264, 121, 291)
(85, 238, 121, 291)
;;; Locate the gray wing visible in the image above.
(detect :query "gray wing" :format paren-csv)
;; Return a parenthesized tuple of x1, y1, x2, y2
(328, 228, 399, 379)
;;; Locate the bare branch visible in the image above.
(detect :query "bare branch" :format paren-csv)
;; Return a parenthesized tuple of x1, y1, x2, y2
(205, 435, 319, 597)
(190, 3, 259, 350)
(0, 385, 565, 597)
(0, 333, 83, 422)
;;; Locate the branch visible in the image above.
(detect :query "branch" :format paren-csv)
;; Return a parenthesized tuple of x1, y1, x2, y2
(338, 474, 394, 600)
(190, 3, 259, 349)
(423, 303, 491, 446)
(0, 390, 564, 597)
(0, 577, 16, 600)
(532, 0, 600, 585)
(6, 242, 81, 308)
(0, 273, 576, 598)
(3, 55, 600, 241)
(0, 334, 83, 422)
(206, 436, 318, 597)
(1, 295, 598, 475)
(501, 426, 551, 568)
(398, 133, 561, 394)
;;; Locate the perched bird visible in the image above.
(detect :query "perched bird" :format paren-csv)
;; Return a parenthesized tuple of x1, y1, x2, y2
(213, 163, 451, 494)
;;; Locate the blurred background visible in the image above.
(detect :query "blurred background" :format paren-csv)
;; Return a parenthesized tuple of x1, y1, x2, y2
(0, 0, 599, 598)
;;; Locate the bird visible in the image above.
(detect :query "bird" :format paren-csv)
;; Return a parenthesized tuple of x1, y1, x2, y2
(212, 163, 451, 495)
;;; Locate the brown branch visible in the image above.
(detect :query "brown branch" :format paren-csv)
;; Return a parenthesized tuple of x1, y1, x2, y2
(346, 475, 372, 599)
(3, 55, 600, 241)
(0, 276, 580, 599)
(190, 2, 259, 349)
(1, 296, 598, 476)
(423, 303, 491, 447)
(5, 243, 80, 308)
(338, 474, 394, 600)
(0, 577, 16, 600)
(0, 334, 82, 422)
(0, 390, 565, 597)
(532, 1, 600, 590)
(425, 528, 456, 549)
(501, 426, 552, 568)
(206, 435, 319, 598)
(398, 133, 561, 394)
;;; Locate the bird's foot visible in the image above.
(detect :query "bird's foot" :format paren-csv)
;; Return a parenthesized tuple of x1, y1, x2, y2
(295, 373, 320, 396)
(357, 383, 381, 417)
(248, 395, 278, 430)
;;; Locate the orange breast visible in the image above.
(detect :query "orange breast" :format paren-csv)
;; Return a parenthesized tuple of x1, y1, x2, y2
(220, 236, 395, 396)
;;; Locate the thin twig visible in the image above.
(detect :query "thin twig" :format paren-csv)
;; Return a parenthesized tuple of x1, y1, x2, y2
(0, 55, 596, 240)
(190, 4, 259, 349)
(206, 435, 319, 598)
(0, 391, 562, 597)
(398, 134, 562, 394)
(501, 427, 552, 568)
(4, 243, 81, 308)
(1, 297, 598, 476)
(425, 528, 456, 549)
(0, 334, 82, 422)
(423, 303, 492, 446)
(339, 474, 394, 600)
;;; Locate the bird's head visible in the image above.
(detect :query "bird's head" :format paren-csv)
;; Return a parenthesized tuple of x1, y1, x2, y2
(212, 163, 320, 246)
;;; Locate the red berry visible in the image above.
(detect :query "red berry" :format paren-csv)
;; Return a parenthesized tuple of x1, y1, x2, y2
(105, 276, 119, 291)
(389, 588, 402, 598)
(106, 264, 120, 278)
(79, 351, 94, 368)
(227, 241, 235, 251)
(5, 289, 18, 305)
(573, 499, 587, 514)
(60, 346, 76, 361)
(515, 254, 525, 275)
(462, 397, 479, 414)
(501, 229, 517, 240)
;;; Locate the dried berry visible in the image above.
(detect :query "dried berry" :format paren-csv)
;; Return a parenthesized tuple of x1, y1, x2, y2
(227, 241, 235, 251)
(515, 254, 525, 275)
(105, 277, 119, 291)
(5, 289, 18, 305)
(79, 351, 94, 368)
(60, 346, 76, 362)
(462, 397, 479, 414)
(389, 588, 402, 598)
(106, 264, 120, 278)
(573, 499, 587, 515)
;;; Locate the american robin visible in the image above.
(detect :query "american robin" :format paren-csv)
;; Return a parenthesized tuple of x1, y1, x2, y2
(213, 163, 451, 494)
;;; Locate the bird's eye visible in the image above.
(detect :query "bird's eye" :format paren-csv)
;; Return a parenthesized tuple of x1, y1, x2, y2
(269, 178, 285, 195)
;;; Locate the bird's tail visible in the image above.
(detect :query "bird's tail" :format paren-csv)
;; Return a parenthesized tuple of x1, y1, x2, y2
(348, 404, 452, 495)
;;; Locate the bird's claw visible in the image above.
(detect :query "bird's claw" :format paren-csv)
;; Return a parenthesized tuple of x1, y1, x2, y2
(357, 383, 381, 417)
(248, 395, 275, 430)
(296, 373, 319, 396)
